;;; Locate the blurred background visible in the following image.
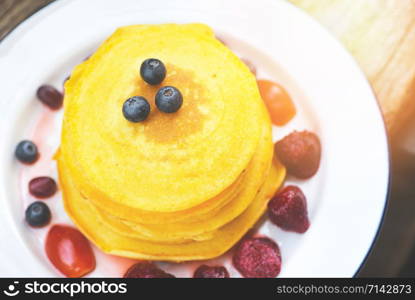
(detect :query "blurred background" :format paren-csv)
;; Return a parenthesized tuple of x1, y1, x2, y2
(1, 0, 414, 277)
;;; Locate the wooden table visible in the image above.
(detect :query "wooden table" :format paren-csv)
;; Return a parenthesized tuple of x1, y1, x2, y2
(290, 0, 415, 136)
(1, 0, 414, 277)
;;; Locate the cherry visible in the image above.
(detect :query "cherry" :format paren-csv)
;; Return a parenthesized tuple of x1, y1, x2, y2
(45, 225, 95, 278)
(233, 237, 281, 278)
(268, 185, 310, 233)
(193, 265, 230, 278)
(124, 262, 175, 278)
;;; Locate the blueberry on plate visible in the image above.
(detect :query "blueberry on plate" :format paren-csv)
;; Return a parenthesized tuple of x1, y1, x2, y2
(15, 140, 39, 164)
(25, 201, 51, 228)
(122, 96, 150, 122)
(140, 58, 166, 85)
(155, 86, 183, 113)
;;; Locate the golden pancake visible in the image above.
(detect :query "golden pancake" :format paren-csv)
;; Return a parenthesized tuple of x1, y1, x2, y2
(57, 23, 284, 260)
(60, 23, 264, 216)
(58, 148, 249, 225)
(59, 157, 285, 260)
(96, 114, 274, 241)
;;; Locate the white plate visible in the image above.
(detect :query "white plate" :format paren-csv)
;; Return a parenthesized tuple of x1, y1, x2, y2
(0, 0, 389, 277)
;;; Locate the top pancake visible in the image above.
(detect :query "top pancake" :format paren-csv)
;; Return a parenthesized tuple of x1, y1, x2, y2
(60, 24, 265, 212)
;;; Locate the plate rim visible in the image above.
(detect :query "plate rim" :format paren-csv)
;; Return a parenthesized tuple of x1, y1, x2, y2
(276, 2, 391, 279)
(282, 2, 391, 277)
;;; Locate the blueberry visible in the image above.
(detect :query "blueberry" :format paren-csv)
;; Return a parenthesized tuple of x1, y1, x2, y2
(140, 58, 166, 85)
(15, 140, 39, 164)
(122, 96, 150, 122)
(155, 86, 183, 113)
(25, 201, 51, 228)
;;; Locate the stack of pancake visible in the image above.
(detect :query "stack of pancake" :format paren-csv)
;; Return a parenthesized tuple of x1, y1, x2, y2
(57, 24, 286, 261)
